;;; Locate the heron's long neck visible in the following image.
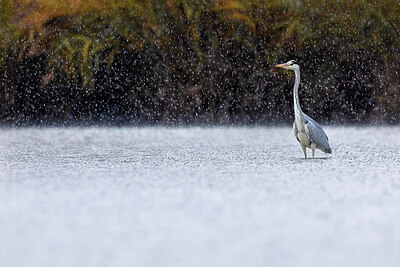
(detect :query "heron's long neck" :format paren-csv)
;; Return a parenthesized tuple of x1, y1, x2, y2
(293, 68, 302, 117)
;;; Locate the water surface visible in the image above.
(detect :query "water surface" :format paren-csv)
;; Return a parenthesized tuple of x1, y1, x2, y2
(1, 127, 399, 267)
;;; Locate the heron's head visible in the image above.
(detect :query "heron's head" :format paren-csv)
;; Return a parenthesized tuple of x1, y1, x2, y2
(275, 60, 299, 71)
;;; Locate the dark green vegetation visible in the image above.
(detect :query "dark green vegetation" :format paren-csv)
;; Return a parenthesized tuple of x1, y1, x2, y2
(1, 0, 400, 125)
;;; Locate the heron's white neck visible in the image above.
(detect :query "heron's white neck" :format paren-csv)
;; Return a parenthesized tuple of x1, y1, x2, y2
(293, 68, 302, 117)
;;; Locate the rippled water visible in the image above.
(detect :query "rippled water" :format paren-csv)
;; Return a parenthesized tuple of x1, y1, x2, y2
(1, 127, 399, 267)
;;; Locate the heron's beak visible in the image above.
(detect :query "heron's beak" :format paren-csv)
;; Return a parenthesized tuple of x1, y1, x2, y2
(275, 63, 287, 68)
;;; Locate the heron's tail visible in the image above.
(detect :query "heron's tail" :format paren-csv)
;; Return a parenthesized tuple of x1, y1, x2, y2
(325, 147, 332, 154)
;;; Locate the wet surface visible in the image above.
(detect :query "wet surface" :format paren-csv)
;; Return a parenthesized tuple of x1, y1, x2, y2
(0, 127, 399, 267)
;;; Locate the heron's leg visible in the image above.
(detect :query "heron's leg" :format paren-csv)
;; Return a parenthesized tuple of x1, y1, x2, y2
(311, 143, 316, 159)
(301, 144, 307, 159)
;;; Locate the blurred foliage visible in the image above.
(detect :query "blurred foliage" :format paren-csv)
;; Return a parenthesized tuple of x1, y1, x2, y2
(0, 0, 16, 65)
(1, 0, 400, 125)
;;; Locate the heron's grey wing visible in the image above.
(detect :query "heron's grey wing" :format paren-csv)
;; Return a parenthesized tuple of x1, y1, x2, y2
(303, 115, 331, 152)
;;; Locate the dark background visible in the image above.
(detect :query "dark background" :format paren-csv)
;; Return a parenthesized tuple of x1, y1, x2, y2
(1, 0, 399, 126)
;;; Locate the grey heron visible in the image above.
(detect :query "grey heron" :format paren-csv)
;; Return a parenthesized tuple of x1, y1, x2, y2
(275, 60, 332, 158)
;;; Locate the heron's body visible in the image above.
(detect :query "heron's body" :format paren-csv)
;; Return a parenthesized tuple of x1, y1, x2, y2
(276, 60, 332, 158)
